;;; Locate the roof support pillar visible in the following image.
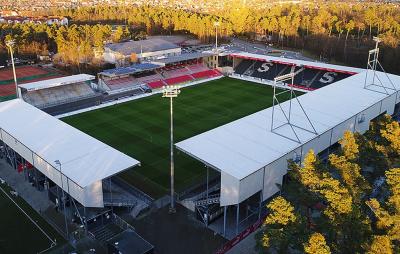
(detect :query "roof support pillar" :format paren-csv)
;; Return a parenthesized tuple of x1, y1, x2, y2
(206, 166, 209, 213)
(223, 205, 227, 237)
(236, 203, 240, 235)
(259, 166, 265, 220)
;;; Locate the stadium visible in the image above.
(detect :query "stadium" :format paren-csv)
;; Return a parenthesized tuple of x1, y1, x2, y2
(0, 41, 399, 252)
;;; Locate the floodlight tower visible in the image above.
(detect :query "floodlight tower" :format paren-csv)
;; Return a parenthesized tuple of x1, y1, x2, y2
(363, 36, 396, 94)
(270, 66, 317, 143)
(214, 21, 220, 51)
(55, 160, 68, 238)
(214, 21, 220, 68)
(370, 37, 382, 86)
(162, 85, 181, 213)
(6, 39, 18, 98)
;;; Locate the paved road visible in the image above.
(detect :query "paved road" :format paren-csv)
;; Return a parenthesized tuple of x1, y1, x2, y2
(227, 37, 317, 62)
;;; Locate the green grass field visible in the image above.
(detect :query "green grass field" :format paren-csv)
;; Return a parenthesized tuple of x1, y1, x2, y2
(0, 183, 63, 254)
(63, 77, 296, 198)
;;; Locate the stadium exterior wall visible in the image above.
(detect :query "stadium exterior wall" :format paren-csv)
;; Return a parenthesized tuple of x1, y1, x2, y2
(103, 48, 181, 65)
(220, 89, 399, 206)
(0, 128, 104, 207)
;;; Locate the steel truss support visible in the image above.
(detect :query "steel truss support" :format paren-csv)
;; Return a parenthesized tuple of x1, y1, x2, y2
(271, 68, 318, 143)
(364, 37, 397, 95)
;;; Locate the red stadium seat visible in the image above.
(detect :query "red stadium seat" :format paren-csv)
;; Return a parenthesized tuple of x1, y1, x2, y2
(192, 70, 222, 79)
(147, 80, 165, 89)
(164, 75, 194, 85)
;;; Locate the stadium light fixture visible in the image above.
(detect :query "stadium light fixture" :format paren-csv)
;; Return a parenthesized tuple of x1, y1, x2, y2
(214, 22, 220, 51)
(5, 39, 18, 98)
(162, 85, 181, 213)
(214, 22, 220, 68)
(55, 159, 69, 238)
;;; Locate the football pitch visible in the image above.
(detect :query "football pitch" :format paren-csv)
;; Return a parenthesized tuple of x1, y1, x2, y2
(0, 183, 62, 253)
(63, 77, 296, 198)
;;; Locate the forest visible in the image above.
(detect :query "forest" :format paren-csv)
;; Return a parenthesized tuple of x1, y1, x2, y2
(258, 115, 400, 253)
(1, 2, 400, 73)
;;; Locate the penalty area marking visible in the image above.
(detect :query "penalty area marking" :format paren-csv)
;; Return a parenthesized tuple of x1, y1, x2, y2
(0, 184, 57, 247)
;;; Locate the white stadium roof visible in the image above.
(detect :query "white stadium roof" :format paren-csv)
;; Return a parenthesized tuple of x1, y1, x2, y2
(19, 74, 95, 91)
(230, 52, 363, 74)
(176, 70, 400, 181)
(0, 99, 139, 187)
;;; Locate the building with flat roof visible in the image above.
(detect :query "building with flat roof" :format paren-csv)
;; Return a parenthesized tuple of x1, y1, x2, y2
(177, 53, 400, 239)
(0, 99, 140, 207)
(103, 38, 181, 66)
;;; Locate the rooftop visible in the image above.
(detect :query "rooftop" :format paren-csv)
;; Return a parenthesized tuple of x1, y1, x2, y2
(176, 70, 400, 180)
(0, 99, 140, 187)
(99, 63, 162, 77)
(106, 38, 180, 56)
(151, 52, 214, 64)
(19, 74, 95, 92)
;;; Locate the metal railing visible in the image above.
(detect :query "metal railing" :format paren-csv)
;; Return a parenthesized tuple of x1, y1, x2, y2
(112, 213, 135, 232)
(103, 197, 137, 208)
(194, 194, 221, 206)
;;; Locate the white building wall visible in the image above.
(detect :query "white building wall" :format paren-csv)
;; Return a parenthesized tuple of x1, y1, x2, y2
(238, 169, 263, 203)
(302, 130, 332, 157)
(381, 93, 397, 115)
(140, 48, 181, 60)
(1, 129, 32, 161)
(261, 154, 290, 201)
(220, 171, 240, 206)
(396, 91, 400, 104)
(0, 128, 103, 208)
(240, 91, 398, 205)
(354, 102, 381, 133)
(84, 181, 104, 207)
(330, 117, 357, 144)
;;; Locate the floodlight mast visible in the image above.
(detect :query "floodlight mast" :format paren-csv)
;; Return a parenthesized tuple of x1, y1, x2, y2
(214, 21, 220, 68)
(270, 65, 318, 144)
(162, 85, 181, 213)
(363, 36, 396, 94)
(214, 21, 219, 52)
(6, 40, 18, 98)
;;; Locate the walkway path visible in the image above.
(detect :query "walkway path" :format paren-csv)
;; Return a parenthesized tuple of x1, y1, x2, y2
(0, 158, 51, 212)
(226, 230, 259, 254)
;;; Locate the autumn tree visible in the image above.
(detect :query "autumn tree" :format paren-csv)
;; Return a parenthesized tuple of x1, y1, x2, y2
(304, 233, 331, 254)
(366, 235, 393, 254)
(260, 196, 308, 253)
(329, 131, 370, 203)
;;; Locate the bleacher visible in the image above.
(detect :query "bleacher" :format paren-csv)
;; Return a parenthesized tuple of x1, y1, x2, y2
(310, 71, 351, 89)
(104, 76, 137, 90)
(160, 66, 191, 78)
(100, 61, 223, 93)
(234, 59, 353, 90)
(165, 75, 194, 85)
(234, 60, 254, 75)
(23, 82, 96, 108)
(192, 69, 221, 79)
(147, 80, 165, 89)
(186, 63, 209, 73)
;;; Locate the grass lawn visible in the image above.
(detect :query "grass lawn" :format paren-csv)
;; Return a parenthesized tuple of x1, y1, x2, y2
(0, 183, 64, 254)
(63, 77, 297, 198)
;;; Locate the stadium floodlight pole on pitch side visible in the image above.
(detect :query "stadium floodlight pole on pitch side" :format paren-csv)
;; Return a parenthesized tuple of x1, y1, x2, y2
(214, 21, 220, 68)
(55, 160, 69, 238)
(5, 39, 18, 98)
(162, 85, 181, 213)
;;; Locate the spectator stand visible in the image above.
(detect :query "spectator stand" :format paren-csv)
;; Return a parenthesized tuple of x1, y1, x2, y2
(231, 52, 361, 92)
(19, 74, 97, 109)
